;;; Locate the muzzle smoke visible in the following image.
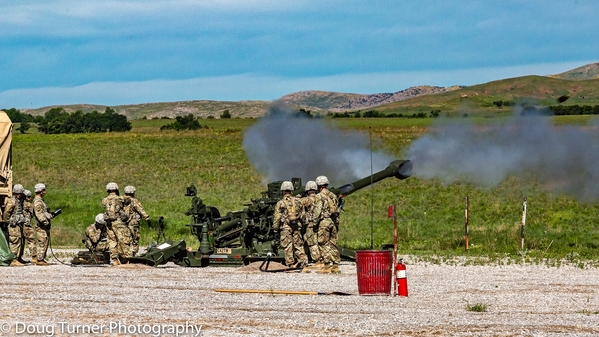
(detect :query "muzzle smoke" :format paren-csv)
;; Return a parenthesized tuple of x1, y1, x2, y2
(407, 108, 599, 202)
(243, 101, 395, 185)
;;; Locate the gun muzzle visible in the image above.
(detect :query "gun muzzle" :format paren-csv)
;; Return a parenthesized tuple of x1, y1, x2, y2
(51, 209, 62, 218)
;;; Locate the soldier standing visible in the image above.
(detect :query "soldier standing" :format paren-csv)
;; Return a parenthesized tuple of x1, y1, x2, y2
(32, 183, 54, 266)
(273, 181, 308, 270)
(123, 185, 150, 256)
(22, 189, 37, 263)
(314, 176, 341, 274)
(102, 182, 131, 265)
(85, 213, 109, 253)
(301, 181, 322, 269)
(3, 184, 27, 266)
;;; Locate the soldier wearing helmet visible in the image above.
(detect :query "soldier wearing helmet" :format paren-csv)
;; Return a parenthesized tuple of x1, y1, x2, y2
(3, 184, 27, 266)
(21, 189, 38, 264)
(123, 185, 150, 256)
(314, 175, 341, 274)
(300, 181, 322, 270)
(273, 181, 308, 270)
(32, 183, 55, 266)
(102, 182, 132, 265)
(85, 213, 109, 253)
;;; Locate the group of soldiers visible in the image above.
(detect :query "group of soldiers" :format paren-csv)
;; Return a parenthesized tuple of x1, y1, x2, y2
(86, 182, 150, 265)
(273, 175, 341, 274)
(3, 183, 55, 266)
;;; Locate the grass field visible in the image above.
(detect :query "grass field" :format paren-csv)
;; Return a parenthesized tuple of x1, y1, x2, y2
(12, 116, 599, 264)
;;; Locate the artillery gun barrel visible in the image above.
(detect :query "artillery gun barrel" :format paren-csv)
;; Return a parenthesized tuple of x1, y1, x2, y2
(216, 218, 242, 233)
(214, 216, 232, 223)
(331, 159, 412, 197)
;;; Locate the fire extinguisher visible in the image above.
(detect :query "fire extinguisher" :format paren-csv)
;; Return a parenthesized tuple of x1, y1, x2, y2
(396, 258, 408, 297)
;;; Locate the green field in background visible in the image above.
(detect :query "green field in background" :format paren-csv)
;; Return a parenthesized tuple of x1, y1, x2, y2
(12, 116, 599, 264)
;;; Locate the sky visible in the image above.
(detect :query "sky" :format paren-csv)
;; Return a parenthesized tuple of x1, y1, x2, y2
(1, 0, 598, 109)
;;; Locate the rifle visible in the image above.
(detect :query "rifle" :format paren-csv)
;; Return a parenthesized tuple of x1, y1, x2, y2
(51, 209, 62, 218)
(156, 216, 165, 242)
(82, 239, 100, 264)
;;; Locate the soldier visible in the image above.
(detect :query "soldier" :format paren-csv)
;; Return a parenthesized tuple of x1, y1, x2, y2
(273, 181, 308, 270)
(123, 185, 150, 256)
(102, 182, 131, 265)
(22, 189, 37, 263)
(85, 213, 109, 253)
(301, 181, 322, 269)
(314, 175, 341, 274)
(32, 183, 54, 266)
(3, 184, 27, 266)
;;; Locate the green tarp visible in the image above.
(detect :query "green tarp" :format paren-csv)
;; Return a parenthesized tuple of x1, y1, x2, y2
(0, 228, 15, 266)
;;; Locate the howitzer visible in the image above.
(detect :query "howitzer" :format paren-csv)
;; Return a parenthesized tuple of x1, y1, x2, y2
(130, 159, 411, 267)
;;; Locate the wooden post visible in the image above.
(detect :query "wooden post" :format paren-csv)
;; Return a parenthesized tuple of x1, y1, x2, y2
(520, 198, 527, 250)
(464, 196, 469, 251)
(388, 204, 397, 297)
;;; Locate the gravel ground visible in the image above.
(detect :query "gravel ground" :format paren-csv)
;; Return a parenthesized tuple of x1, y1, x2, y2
(1, 251, 598, 337)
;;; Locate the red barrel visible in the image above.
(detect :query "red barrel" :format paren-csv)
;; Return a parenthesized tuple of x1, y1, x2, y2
(355, 250, 393, 295)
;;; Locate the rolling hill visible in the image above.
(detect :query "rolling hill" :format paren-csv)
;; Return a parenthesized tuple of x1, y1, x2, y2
(17, 62, 599, 119)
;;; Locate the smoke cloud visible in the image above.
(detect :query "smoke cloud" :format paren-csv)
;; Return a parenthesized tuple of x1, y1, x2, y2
(243, 101, 395, 185)
(407, 109, 599, 202)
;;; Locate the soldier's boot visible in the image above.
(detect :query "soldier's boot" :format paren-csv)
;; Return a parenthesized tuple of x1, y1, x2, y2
(18, 257, 30, 264)
(306, 262, 324, 270)
(112, 259, 121, 266)
(10, 259, 25, 267)
(315, 264, 331, 274)
(31, 257, 38, 264)
(331, 263, 341, 274)
(35, 260, 49, 266)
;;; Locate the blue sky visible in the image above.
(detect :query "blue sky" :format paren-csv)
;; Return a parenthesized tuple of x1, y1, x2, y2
(1, 0, 597, 109)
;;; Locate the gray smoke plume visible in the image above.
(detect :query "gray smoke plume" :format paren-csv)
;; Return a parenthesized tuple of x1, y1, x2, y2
(243, 101, 395, 185)
(407, 109, 599, 202)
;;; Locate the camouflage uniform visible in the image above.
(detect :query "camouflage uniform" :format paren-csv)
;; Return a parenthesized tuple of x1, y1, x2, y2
(33, 194, 53, 263)
(3, 196, 26, 260)
(124, 196, 149, 256)
(301, 192, 321, 263)
(22, 194, 37, 261)
(273, 193, 307, 267)
(85, 223, 109, 253)
(102, 192, 132, 261)
(315, 188, 341, 266)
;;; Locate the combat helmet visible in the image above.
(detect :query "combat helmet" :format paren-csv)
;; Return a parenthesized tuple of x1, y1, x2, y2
(315, 175, 329, 186)
(305, 181, 317, 191)
(34, 183, 46, 193)
(13, 184, 25, 194)
(95, 213, 106, 225)
(106, 182, 119, 192)
(280, 181, 294, 191)
(124, 185, 136, 195)
(24, 190, 32, 198)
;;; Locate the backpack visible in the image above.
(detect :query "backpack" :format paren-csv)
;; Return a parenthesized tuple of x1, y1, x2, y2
(284, 197, 299, 224)
(103, 196, 119, 221)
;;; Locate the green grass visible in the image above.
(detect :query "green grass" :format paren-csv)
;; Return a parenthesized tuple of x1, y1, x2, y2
(11, 117, 599, 263)
(465, 301, 489, 312)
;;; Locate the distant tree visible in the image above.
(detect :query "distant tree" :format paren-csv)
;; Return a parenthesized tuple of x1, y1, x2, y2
(1, 108, 34, 122)
(295, 108, 313, 118)
(19, 122, 31, 134)
(160, 114, 203, 131)
(363, 110, 382, 118)
(220, 110, 232, 119)
(37, 106, 131, 134)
